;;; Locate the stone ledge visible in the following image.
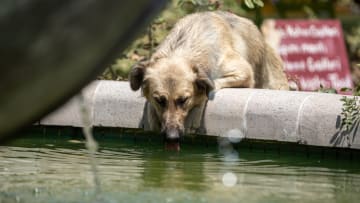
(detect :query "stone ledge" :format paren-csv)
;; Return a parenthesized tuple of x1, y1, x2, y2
(40, 80, 360, 149)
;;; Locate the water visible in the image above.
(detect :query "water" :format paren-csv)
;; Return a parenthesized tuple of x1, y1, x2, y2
(1, 130, 360, 203)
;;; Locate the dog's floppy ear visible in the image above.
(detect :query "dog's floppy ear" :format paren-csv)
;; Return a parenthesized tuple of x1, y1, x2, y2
(129, 60, 149, 91)
(194, 65, 215, 97)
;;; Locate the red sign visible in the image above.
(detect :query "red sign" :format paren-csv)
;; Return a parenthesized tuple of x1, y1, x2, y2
(262, 20, 352, 93)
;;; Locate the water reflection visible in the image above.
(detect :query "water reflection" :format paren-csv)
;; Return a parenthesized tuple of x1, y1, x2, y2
(141, 152, 208, 191)
(0, 135, 360, 203)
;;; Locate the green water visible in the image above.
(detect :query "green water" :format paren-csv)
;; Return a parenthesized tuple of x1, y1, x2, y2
(1, 130, 360, 203)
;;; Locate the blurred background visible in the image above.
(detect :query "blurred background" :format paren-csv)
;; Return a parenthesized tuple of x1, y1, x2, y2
(100, 0, 360, 90)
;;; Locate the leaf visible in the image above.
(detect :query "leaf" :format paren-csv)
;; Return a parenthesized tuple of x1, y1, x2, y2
(340, 87, 352, 92)
(336, 115, 341, 128)
(244, 0, 254, 9)
(327, 89, 337, 94)
(253, 0, 264, 7)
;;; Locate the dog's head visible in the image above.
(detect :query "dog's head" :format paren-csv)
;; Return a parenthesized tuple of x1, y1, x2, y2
(129, 58, 214, 143)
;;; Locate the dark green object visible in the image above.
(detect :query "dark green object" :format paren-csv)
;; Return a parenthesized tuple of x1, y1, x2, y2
(0, 0, 166, 140)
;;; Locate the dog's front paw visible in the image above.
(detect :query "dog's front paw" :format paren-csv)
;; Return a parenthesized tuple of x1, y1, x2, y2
(186, 127, 197, 134)
(187, 126, 206, 135)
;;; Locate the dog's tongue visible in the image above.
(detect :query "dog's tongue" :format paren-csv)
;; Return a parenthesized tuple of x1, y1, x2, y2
(165, 142, 180, 151)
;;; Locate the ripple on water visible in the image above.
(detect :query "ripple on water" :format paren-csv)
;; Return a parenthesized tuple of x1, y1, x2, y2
(1, 139, 360, 203)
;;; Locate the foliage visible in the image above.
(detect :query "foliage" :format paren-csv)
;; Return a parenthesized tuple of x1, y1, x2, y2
(317, 84, 338, 94)
(178, 0, 221, 12)
(346, 26, 360, 61)
(336, 66, 360, 146)
(333, 95, 360, 147)
(337, 64, 360, 96)
(340, 96, 360, 132)
(243, 0, 264, 9)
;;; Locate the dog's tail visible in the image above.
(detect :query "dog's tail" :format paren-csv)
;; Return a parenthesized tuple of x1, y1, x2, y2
(262, 43, 289, 90)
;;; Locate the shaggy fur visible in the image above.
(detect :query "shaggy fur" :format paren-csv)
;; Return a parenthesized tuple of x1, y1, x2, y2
(129, 11, 289, 141)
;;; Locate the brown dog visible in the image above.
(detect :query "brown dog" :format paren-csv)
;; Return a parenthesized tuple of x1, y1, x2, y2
(129, 11, 289, 144)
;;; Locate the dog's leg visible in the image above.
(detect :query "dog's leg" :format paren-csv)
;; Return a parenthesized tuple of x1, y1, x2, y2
(144, 102, 161, 132)
(214, 56, 255, 90)
(185, 100, 207, 134)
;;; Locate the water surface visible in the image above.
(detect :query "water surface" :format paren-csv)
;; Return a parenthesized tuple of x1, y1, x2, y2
(1, 131, 359, 203)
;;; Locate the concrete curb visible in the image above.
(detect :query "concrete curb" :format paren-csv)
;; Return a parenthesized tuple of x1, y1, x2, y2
(41, 80, 360, 149)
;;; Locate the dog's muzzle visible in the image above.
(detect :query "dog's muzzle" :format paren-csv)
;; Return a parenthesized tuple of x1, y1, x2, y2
(162, 127, 183, 142)
(163, 128, 182, 151)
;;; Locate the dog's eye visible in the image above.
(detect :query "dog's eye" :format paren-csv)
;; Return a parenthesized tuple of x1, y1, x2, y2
(176, 97, 188, 106)
(155, 96, 167, 107)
